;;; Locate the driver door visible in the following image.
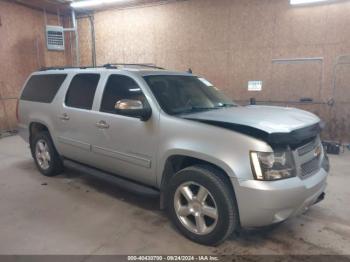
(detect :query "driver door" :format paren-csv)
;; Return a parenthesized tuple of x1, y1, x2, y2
(90, 74, 158, 186)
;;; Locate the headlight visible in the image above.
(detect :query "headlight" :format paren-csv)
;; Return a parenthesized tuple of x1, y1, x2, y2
(321, 150, 330, 172)
(250, 149, 296, 181)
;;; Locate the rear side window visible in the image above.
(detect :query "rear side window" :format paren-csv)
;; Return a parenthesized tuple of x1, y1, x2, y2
(21, 74, 67, 103)
(65, 74, 100, 110)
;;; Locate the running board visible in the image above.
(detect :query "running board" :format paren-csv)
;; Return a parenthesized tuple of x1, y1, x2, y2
(64, 159, 160, 197)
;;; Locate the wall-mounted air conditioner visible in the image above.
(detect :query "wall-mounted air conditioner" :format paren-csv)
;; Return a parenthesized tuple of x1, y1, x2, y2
(46, 25, 65, 51)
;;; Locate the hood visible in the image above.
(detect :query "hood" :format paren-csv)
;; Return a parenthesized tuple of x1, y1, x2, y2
(182, 106, 322, 147)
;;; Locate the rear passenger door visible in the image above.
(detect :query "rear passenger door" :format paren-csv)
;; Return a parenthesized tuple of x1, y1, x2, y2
(90, 74, 158, 186)
(55, 73, 102, 164)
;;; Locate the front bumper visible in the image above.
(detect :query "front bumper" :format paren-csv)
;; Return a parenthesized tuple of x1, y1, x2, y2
(232, 167, 328, 228)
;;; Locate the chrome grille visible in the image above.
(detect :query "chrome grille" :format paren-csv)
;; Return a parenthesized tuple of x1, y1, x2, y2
(298, 139, 317, 156)
(297, 137, 322, 178)
(301, 157, 321, 177)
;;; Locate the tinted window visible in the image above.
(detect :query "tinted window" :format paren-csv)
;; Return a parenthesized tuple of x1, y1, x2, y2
(65, 74, 100, 110)
(21, 74, 67, 103)
(100, 75, 146, 115)
(144, 75, 235, 115)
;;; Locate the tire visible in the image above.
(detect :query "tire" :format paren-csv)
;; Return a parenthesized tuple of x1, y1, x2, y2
(168, 165, 239, 246)
(30, 131, 64, 177)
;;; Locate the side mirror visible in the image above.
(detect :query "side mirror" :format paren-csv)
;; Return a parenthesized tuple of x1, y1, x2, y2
(115, 99, 152, 121)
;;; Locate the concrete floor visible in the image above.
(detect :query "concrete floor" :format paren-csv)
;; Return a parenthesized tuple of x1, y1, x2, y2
(0, 135, 349, 255)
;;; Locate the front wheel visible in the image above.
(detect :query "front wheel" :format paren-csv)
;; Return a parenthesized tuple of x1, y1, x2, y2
(168, 165, 239, 246)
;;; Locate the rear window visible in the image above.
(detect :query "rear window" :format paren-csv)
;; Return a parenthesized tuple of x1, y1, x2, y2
(21, 74, 67, 103)
(65, 74, 100, 110)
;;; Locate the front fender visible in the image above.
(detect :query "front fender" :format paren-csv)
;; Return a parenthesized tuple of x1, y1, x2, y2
(156, 115, 272, 186)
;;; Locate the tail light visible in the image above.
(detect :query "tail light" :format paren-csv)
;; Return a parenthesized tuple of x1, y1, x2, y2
(16, 99, 19, 122)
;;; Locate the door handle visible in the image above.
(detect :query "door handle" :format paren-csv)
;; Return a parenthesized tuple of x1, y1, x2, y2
(59, 113, 70, 121)
(96, 120, 110, 129)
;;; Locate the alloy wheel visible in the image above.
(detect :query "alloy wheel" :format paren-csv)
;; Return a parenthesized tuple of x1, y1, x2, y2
(174, 182, 218, 235)
(35, 139, 51, 170)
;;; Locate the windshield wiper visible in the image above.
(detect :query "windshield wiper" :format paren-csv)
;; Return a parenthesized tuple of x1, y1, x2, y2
(192, 106, 218, 110)
(176, 106, 218, 115)
(216, 103, 236, 108)
(176, 104, 237, 115)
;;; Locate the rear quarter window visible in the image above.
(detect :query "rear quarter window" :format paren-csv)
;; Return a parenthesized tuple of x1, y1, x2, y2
(20, 74, 67, 103)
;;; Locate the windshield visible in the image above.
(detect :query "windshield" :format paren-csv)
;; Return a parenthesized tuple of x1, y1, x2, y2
(143, 75, 236, 115)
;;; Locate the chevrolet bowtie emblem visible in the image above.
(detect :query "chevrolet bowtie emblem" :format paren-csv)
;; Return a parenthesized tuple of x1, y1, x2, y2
(314, 146, 322, 158)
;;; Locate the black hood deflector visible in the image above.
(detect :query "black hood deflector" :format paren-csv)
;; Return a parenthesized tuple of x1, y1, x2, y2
(184, 118, 322, 149)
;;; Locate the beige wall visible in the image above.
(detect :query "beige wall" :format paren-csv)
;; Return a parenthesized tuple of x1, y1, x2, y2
(1, 0, 348, 140)
(0, 1, 72, 131)
(78, 0, 350, 142)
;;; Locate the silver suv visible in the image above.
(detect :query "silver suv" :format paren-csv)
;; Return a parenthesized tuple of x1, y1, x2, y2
(17, 64, 329, 246)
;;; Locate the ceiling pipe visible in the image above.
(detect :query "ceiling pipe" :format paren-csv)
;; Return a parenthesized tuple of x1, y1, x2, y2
(63, 9, 80, 66)
(76, 12, 97, 67)
(88, 14, 96, 67)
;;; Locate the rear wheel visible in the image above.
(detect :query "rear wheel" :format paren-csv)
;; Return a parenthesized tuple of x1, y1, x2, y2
(31, 131, 63, 177)
(168, 165, 239, 246)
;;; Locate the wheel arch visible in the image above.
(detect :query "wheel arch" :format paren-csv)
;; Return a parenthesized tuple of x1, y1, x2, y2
(29, 121, 49, 139)
(28, 121, 58, 155)
(159, 153, 239, 214)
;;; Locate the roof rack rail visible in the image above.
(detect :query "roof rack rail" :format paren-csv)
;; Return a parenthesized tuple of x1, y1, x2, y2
(103, 63, 165, 70)
(39, 66, 104, 71)
(39, 63, 165, 71)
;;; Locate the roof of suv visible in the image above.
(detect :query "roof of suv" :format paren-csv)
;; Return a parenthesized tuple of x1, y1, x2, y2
(38, 64, 194, 77)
